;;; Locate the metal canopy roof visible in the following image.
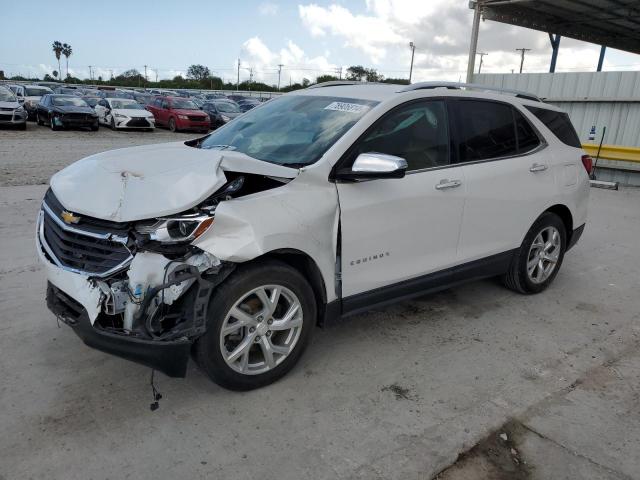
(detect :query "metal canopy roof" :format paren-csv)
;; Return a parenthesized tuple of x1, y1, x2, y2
(480, 0, 640, 55)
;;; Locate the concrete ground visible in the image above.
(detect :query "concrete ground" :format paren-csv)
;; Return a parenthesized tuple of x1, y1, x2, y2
(1, 126, 639, 480)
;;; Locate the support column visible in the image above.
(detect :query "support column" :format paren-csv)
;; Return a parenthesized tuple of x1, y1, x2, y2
(466, 1, 481, 84)
(548, 33, 561, 73)
(597, 46, 606, 72)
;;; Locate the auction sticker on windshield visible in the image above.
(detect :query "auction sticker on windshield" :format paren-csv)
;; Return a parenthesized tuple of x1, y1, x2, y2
(324, 102, 370, 113)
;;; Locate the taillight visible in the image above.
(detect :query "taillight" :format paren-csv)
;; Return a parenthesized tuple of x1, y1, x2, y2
(581, 154, 593, 174)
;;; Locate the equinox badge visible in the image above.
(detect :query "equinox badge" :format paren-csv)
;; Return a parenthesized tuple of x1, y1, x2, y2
(61, 211, 81, 224)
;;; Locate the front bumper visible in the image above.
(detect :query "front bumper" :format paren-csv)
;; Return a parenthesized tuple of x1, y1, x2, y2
(47, 282, 191, 377)
(55, 115, 98, 128)
(0, 110, 27, 125)
(177, 119, 210, 131)
(114, 117, 155, 129)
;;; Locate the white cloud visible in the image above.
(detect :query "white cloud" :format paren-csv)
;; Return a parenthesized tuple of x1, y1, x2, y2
(259, 2, 278, 16)
(240, 36, 337, 85)
(297, 0, 640, 82)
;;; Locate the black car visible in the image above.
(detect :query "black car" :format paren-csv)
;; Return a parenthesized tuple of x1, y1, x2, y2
(201, 100, 242, 128)
(36, 95, 99, 131)
(237, 99, 260, 112)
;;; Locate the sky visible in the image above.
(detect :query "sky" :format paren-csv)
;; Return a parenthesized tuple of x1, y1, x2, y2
(2, 0, 639, 85)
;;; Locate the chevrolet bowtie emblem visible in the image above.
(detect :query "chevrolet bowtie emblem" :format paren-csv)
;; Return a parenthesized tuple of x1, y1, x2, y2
(61, 211, 81, 224)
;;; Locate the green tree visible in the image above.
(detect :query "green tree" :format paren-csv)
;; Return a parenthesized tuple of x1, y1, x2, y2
(52, 41, 63, 78)
(62, 43, 72, 78)
(187, 64, 211, 81)
(346, 65, 383, 82)
(52, 70, 59, 79)
(316, 74, 339, 83)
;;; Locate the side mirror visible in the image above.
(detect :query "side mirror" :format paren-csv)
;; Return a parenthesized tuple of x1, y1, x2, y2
(335, 153, 408, 181)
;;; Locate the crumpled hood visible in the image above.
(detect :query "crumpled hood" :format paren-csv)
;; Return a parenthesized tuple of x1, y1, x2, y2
(50, 142, 298, 222)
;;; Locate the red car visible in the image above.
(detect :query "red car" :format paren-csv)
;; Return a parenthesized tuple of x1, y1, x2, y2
(146, 96, 210, 132)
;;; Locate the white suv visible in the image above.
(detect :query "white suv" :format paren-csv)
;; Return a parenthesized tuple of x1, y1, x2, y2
(38, 82, 590, 390)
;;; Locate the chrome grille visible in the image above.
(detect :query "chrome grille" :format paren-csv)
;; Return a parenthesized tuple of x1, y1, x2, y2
(38, 192, 132, 277)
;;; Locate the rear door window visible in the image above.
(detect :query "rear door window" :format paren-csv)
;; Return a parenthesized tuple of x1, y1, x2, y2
(514, 109, 541, 154)
(451, 100, 518, 162)
(524, 106, 581, 148)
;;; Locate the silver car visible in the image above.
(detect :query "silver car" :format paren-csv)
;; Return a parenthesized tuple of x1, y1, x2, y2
(0, 86, 27, 129)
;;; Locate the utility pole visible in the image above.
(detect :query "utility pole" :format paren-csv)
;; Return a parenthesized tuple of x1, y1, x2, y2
(88, 65, 93, 81)
(277, 64, 284, 90)
(476, 52, 487, 74)
(248, 67, 253, 90)
(154, 69, 158, 83)
(335, 67, 342, 79)
(108, 69, 113, 82)
(408, 41, 416, 83)
(516, 48, 531, 73)
(466, 0, 481, 83)
(237, 58, 240, 91)
(144, 65, 148, 87)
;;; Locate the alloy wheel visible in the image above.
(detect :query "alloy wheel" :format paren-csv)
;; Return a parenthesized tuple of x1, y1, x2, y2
(219, 285, 303, 375)
(527, 226, 561, 284)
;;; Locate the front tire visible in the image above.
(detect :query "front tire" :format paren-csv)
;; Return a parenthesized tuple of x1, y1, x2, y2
(504, 212, 566, 294)
(196, 261, 316, 390)
(50, 115, 60, 131)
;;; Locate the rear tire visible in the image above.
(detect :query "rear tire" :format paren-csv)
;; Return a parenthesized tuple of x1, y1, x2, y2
(36, 112, 43, 125)
(195, 260, 316, 390)
(503, 212, 566, 294)
(110, 117, 116, 130)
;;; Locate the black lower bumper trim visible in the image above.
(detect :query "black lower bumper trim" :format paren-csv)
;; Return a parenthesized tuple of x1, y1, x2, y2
(47, 282, 191, 377)
(567, 224, 585, 251)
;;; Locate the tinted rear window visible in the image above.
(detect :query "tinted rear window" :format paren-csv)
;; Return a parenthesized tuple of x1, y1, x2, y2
(525, 106, 581, 148)
(452, 100, 518, 162)
(514, 109, 541, 154)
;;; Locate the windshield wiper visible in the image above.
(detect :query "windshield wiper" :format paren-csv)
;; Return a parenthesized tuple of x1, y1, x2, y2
(201, 144, 237, 151)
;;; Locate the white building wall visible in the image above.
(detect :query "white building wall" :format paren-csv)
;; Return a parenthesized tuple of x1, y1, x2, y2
(473, 71, 640, 147)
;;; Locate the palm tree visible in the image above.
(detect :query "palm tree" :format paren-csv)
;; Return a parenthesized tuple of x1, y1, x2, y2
(52, 41, 63, 80)
(62, 43, 73, 78)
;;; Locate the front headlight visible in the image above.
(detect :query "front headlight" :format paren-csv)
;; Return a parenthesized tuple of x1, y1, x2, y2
(135, 215, 214, 243)
(114, 113, 126, 118)
(178, 115, 189, 120)
(221, 115, 230, 122)
(15, 106, 24, 113)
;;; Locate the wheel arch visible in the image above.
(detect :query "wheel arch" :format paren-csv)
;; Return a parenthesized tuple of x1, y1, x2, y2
(256, 249, 329, 327)
(544, 204, 573, 242)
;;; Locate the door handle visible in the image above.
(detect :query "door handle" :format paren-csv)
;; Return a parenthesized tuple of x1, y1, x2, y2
(435, 179, 462, 190)
(529, 163, 548, 172)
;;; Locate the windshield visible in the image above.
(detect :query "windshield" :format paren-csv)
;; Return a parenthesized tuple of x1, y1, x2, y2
(110, 100, 144, 109)
(83, 97, 99, 107)
(52, 96, 88, 107)
(200, 95, 378, 166)
(0, 88, 16, 102)
(171, 99, 198, 109)
(25, 87, 52, 96)
(214, 101, 240, 113)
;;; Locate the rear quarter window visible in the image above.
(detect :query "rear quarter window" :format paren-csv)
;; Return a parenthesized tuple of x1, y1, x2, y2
(524, 106, 581, 148)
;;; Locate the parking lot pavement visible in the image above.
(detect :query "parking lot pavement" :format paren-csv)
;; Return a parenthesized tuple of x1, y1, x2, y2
(1, 130, 639, 479)
(0, 124, 199, 187)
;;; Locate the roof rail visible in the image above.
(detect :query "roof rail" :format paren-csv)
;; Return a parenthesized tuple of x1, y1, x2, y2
(307, 81, 362, 89)
(398, 82, 542, 102)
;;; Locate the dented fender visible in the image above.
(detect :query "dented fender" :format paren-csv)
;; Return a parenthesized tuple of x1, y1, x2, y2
(193, 169, 340, 302)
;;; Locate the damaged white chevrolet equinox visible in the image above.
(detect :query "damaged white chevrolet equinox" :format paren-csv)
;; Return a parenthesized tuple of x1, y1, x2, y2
(39, 81, 590, 390)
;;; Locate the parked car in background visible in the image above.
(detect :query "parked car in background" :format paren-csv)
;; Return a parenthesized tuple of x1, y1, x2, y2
(8, 85, 54, 120)
(94, 98, 155, 130)
(201, 100, 242, 129)
(146, 96, 210, 132)
(36, 94, 99, 131)
(54, 86, 81, 95)
(0, 86, 27, 129)
(81, 96, 101, 110)
(132, 92, 153, 105)
(237, 98, 261, 112)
